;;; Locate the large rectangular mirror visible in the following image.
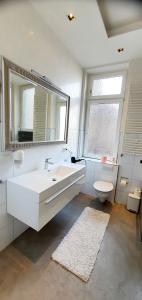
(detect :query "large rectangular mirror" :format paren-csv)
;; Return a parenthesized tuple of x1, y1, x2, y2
(3, 58, 70, 149)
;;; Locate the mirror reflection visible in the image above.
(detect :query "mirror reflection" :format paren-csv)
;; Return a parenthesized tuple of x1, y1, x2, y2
(10, 72, 67, 143)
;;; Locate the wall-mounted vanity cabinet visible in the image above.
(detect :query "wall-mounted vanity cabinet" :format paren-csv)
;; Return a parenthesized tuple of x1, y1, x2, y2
(0, 57, 70, 150)
(7, 163, 86, 231)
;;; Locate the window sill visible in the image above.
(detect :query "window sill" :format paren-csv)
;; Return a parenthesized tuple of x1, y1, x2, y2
(82, 156, 119, 167)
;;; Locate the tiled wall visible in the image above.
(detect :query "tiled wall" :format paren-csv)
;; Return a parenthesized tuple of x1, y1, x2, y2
(115, 154, 142, 204)
(0, 1, 82, 251)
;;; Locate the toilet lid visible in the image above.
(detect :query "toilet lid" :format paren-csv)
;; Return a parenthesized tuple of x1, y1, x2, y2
(93, 181, 113, 192)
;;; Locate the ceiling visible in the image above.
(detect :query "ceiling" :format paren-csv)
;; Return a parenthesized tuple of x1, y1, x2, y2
(31, 0, 142, 68)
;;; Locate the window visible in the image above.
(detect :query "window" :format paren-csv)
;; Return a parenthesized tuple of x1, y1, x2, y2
(84, 73, 125, 161)
(91, 76, 123, 96)
(21, 87, 35, 130)
(84, 101, 121, 161)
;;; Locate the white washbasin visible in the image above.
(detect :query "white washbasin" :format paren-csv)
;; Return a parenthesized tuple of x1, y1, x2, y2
(7, 162, 86, 231)
(8, 163, 83, 194)
(48, 165, 77, 178)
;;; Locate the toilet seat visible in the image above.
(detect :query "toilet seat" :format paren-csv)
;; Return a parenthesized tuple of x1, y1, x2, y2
(93, 181, 113, 193)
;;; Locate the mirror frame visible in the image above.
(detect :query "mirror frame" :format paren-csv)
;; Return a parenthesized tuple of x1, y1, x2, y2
(3, 57, 70, 150)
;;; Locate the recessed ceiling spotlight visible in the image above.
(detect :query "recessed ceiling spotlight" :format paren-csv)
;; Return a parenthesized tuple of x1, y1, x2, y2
(117, 48, 124, 53)
(67, 13, 76, 21)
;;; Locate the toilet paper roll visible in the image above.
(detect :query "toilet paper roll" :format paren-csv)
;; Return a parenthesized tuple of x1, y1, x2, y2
(134, 188, 141, 197)
(120, 179, 127, 186)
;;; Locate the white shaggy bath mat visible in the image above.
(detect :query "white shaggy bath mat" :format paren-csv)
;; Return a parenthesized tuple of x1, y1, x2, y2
(52, 207, 110, 282)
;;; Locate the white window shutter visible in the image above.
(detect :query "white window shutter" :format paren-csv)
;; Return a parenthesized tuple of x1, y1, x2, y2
(123, 80, 142, 154)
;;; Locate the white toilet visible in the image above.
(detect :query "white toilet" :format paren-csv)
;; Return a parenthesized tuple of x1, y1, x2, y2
(93, 181, 114, 203)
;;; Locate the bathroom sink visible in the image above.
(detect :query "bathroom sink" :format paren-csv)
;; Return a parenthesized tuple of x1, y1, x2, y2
(48, 165, 77, 177)
(7, 162, 86, 231)
(8, 163, 84, 195)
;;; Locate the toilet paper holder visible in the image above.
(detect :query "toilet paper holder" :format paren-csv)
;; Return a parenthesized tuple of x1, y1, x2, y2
(120, 177, 128, 186)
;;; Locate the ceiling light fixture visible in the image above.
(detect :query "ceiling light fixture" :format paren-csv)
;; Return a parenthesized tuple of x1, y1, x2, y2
(67, 13, 76, 21)
(117, 48, 124, 53)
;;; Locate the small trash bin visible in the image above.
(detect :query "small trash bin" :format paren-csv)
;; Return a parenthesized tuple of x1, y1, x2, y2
(127, 193, 140, 213)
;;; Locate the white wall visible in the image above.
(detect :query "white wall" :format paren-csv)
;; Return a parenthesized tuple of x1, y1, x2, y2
(0, 1, 82, 251)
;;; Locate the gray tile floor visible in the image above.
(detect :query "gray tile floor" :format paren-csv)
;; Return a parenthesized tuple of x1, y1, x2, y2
(0, 193, 142, 300)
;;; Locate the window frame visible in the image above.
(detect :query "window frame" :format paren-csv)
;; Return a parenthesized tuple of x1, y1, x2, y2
(82, 71, 126, 162)
(87, 71, 126, 100)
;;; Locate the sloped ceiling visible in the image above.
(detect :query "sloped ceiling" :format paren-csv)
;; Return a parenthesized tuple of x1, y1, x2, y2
(31, 0, 142, 68)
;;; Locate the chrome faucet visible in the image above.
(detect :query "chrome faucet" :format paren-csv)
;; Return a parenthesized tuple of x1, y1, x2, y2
(45, 158, 53, 170)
